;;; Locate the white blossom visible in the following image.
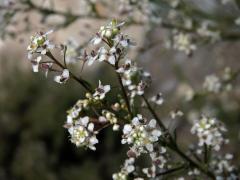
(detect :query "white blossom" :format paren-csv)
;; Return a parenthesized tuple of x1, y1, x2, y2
(30, 56, 42, 72)
(122, 115, 162, 154)
(150, 93, 164, 105)
(191, 115, 228, 151)
(211, 154, 237, 180)
(27, 30, 54, 59)
(54, 69, 70, 84)
(173, 32, 196, 55)
(203, 74, 221, 93)
(65, 116, 99, 150)
(93, 81, 111, 100)
(91, 20, 125, 45)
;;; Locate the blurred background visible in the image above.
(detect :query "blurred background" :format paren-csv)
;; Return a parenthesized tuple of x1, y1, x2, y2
(0, 0, 240, 179)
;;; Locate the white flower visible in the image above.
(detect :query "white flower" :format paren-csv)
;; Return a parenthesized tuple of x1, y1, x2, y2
(66, 116, 99, 150)
(116, 59, 132, 74)
(191, 115, 228, 151)
(92, 20, 125, 45)
(150, 93, 164, 105)
(87, 50, 99, 66)
(30, 56, 42, 72)
(142, 165, 156, 178)
(170, 110, 184, 119)
(211, 154, 237, 179)
(203, 74, 221, 93)
(122, 115, 162, 154)
(91, 34, 102, 45)
(123, 124, 132, 134)
(27, 30, 54, 58)
(173, 32, 196, 55)
(54, 69, 70, 84)
(93, 81, 111, 100)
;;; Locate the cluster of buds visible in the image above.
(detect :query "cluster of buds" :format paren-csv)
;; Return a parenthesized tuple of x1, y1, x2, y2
(191, 115, 228, 151)
(91, 20, 125, 45)
(122, 114, 162, 154)
(100, 110, 119, 131)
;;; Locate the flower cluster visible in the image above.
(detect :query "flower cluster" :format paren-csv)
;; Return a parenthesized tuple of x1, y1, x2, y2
(142, 147, 168, 178)
(210, 154, 238, 179)
(203, 74, 221, 93)
(191, 115, 228, 151)
(122, 115, 162, 154)
(118, 62, 151, 97)
(27, 30, 54, 59)
(173, 32, 196, 55)
(64, 116, 98, 150)
(26, 30, 72, 84)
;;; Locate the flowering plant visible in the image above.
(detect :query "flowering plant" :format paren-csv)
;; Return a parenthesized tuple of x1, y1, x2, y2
(26, 19, 239, 180)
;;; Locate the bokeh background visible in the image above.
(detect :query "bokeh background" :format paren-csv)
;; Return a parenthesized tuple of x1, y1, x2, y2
(0, 0, 240, 179)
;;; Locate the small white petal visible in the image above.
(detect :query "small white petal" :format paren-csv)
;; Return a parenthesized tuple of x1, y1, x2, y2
(80, 116, 89, 127)
(123, 124, 132, 134)
(108, 55, 116, 65)
(88, 123, 94, 132)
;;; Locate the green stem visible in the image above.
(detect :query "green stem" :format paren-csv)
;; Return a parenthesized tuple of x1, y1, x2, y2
(156, 164, 186, 177)
(142, 94, 166, 131)
(115, 64, 133, 119)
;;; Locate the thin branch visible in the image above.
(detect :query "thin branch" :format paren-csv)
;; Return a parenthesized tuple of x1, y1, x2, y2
(156, 164, 186, 177)
(115, 63, 134, 119)
(142, 94, 166, 131)
(46, 51, 93, 93)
